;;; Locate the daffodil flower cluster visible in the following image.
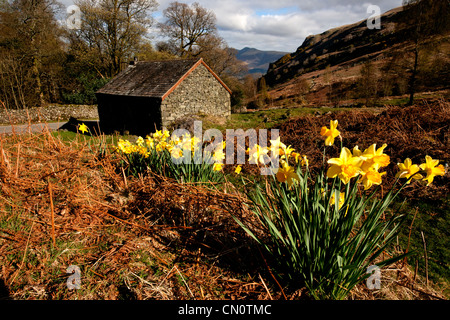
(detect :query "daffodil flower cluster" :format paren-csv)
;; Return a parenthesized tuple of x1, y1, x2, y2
(117, 129, 202, 160)
(117, 138, 150, 158)
(396, 155, 446, 186)
(321, 120, 445, 188)
(326, 144, 389, 190)
(115, 129, 228, 182)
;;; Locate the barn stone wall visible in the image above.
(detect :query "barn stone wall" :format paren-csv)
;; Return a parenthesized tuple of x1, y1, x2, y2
(161, 64, 231, 127)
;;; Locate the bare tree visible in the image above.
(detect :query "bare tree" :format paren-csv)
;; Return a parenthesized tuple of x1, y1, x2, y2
(357, 60, 379, 106)
(158, 1, 244, 81)
(75, 0, 158, 77)
(401, 0, 450, 105)
(159, 1, 217, 58)
(0, 0, 64, 108)
(197, 35, 246, 78)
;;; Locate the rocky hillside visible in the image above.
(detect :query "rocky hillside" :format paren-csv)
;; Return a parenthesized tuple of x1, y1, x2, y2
(264, 7, 406, 86)
(263, 4, 449, 90)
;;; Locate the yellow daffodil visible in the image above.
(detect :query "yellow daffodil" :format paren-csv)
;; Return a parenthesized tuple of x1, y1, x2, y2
(152, 130, 163, 140)
(395, 158, 423, 183)
(359, 169, 386, 190)
(212, 149, 226, 162)
(419, 155, 445, 186)
(269, 137, 287, 156)
(78, 123, 88, 134)
(281, 145, 295, 160)
(330, 191, 345, 209)
(117, 138, 149, 157)
(276, 161, 300, 187)
(327, 147, 363, 184)
(178, 137, 193, 152)
(170, 146, 184, 159)
(117, 139, 133, 154)
(191, 136, 202, 152)
(156, 141, 169, 152)
(359, 143, 390, 171)
(320, 120, 340, 146)
(153, 129, 170, 142)
(136, 136, 144, 146)
(146, 136, 155, 149)
(291, 152, 301, 163)
(213, 162, 224, 171)
(235, 164, 242, 174)
(352, 146, 362, 157)
(301, 155, 309, 167)
(248, 144, 269, 165)
(138, 146, 149, 158)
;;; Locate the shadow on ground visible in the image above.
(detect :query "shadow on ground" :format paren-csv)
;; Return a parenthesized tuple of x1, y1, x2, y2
(0, 279, 10, 300)
(58, 117, 102, 135)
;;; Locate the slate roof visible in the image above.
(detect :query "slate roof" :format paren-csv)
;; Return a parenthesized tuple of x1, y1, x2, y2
(96, 58, 231, 99)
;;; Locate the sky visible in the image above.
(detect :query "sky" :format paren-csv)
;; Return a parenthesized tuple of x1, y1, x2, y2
(60, 0, 403, 52)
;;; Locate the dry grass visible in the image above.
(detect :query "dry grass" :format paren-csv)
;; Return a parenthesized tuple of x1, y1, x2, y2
(0, 103, 448, 300)
(279, 99, 450, 201)
(0, 126, 270, 300)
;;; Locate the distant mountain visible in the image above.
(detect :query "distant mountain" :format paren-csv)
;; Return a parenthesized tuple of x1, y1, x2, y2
(236, 47, 289, 77)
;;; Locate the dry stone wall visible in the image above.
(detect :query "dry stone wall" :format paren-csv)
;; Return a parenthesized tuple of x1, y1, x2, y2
(0, 105, 98, 125)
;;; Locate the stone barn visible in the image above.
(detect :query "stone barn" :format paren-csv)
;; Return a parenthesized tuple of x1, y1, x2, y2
(95, 58, 232, 136)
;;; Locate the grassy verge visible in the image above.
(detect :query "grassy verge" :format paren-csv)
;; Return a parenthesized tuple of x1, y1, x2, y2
(395, 197, 450, 296)
(202, 106, 385, 131)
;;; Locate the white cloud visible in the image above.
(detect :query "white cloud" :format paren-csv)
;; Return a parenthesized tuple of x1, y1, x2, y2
(158, 0, 402, 51)
(59, 0, 404, 52)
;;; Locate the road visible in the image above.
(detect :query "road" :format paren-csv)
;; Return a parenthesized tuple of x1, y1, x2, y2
(0, 122, 69, 135)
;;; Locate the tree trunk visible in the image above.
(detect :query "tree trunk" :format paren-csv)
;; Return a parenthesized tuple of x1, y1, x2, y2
(407, 38, 419, 106)
(30, 37, 45, 107)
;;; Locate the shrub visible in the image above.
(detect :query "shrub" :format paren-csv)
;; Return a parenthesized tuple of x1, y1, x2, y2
(63, 75, 110, 105)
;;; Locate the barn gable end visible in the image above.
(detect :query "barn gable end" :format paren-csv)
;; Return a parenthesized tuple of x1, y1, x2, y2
(161, 63, 231, 126)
